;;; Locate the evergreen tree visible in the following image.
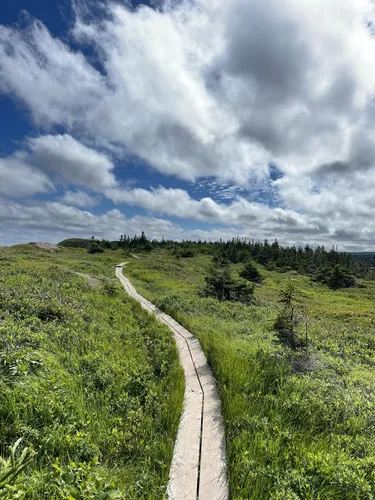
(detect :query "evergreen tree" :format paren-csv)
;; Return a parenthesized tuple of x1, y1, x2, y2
(204, 262, 254, 304)
(274, 282, 302, 349)
(315, 264, 356, 289)
(240, 261, 263, 284)
(87, 241, 104, 254)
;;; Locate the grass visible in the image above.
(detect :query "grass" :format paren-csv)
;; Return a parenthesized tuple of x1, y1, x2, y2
(124, 250, 375, 499)
(0, 245, 184, 499)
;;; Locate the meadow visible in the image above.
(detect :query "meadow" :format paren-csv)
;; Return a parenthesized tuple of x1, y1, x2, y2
(124, 251, 375, 500)
(0, 245, 184, 499)
(3, 243, 375, 499)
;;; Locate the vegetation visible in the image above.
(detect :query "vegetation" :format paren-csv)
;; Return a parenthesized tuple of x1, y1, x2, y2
(239, 260, 264, 284)
(125, 250, 375, 499)
(203, 261, 254, 304)
(87, 240, 104, 254)
(5, 232, 375, 499)
(58, 238, 92, 249)
(314, 264, 356, 290)
(273, 282, 303, 349)
(59, 234, 374, 286)
(0, 439, 36, 496)
(0, 245, 184, 499)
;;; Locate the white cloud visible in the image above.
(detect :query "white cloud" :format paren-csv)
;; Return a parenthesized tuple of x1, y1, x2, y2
(1, 0, 374, 184)
(1, 1, 375, 248)
(0, 199, 182, 244)
(0, 20, 106, 127)
(28, 134, 116, 190)
(2, 196, 375, 250)
(0, 134, 116, 197)
(107, 182, 375, 249)
(0, 1, 268, 184)
(106, 185, 323, 234)
(107, 186, 200, 218)
(62, 190, 99, 207)
(0, 155, 53, 196)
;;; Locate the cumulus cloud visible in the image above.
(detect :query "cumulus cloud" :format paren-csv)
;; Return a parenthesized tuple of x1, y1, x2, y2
(1, 0, 375, 183)
(0, 155, 53, 196)
(0, 198, 182, 244)
(62, 190, 99, 207)
(0, 1, 268, 184)
(0, 19, 106, 127)
(0, 134, 116, 195)
(2, 195, 375, 250)
(216, 0, 375, 168)
(107, 185, 323, 234)
(107, 181, 375, 249)
(1, 0, 375, 248)
(28, 134, 116, 189)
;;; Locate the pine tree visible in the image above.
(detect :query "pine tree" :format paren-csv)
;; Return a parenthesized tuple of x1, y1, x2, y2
(240, 261, 263, 284)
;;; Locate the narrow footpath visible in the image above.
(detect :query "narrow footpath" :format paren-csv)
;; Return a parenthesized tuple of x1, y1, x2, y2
(115, 263, 228, 500)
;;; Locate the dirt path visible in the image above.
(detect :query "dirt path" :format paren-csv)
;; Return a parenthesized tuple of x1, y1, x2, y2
(115, 263, 228, 500)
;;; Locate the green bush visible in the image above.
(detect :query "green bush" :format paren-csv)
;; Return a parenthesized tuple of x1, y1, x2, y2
(315, 264, 356, 289)
(176, 248, 196, 258)
(203, 262, 254, 304)
(240, 260, 264, 284)
(273, 282, 302, 349)
(87, 242, 104, 254)
(101, 278, 117, 296)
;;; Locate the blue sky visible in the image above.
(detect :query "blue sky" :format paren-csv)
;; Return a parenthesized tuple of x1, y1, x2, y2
(1, 0, 375, 249)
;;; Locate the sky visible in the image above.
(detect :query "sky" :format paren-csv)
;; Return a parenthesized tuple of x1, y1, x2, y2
(1, 0, 375, 249)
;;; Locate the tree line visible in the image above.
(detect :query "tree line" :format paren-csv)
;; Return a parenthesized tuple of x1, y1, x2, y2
(59, 233, 374, 283)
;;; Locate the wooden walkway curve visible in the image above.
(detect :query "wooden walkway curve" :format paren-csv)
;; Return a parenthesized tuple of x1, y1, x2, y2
(115, 263, 228, 500)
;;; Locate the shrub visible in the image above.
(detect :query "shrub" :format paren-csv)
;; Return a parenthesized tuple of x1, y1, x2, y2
(47, 458, 122, 499)
(315, 264, 356, 289)
(178, 248, 195, 258)
(173, 246, 196, 258)
(204, 264, 232, 301)
(102, 279, 117, 296)
(230, 279, 255, 305)
(87, 242, 104, 254)
(212, 253, 230, 266)
(240, 260, 263, 284)
(204, 263, 254, 304)
(273, 282, 302, 349)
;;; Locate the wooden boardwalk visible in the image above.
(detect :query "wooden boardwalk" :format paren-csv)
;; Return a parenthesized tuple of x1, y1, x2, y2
(116, 263, 228, 500)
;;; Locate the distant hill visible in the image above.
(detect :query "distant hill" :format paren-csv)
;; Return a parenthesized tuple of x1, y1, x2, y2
(58, 238, 91, 248)
(350, 252, 375, 263)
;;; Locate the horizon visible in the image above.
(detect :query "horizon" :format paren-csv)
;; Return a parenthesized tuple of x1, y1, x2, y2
(1, 0, 375, 251)
(6, 236, 375, 256)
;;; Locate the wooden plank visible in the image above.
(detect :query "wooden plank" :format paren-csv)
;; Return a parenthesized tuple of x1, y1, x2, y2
(116, 264, 228, 500)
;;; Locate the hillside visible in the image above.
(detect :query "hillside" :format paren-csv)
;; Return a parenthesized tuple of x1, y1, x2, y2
(0, 245, 183, 498)
(125, 250, 375, 499)
(3, 242, 375, 499)
(351, 252, 375, 263)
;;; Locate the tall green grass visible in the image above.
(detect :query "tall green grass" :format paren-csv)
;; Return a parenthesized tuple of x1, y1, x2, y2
(126, 251, 375, 499)
(0, 246, 184, 498)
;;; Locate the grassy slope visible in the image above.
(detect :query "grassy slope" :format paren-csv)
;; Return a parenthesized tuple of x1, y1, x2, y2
(0, 245, 184, 499)
(125, 251, 375, 500)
